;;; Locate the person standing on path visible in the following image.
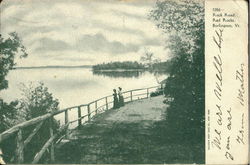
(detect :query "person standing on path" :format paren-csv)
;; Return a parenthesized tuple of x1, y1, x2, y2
(118, 87, 124, 107)
(113, 89, 119, 109)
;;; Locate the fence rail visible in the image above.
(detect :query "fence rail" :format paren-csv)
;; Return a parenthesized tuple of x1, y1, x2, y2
(0, 85, 161, 164)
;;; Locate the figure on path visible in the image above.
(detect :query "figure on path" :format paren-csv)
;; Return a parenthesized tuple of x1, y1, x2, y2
(118, 87, 124, 107)
(113, 89, 119, 109)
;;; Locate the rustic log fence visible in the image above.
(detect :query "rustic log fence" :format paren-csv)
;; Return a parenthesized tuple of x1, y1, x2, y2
(0, 85, 161, 164)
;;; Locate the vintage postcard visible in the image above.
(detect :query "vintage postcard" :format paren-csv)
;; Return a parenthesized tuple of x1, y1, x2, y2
(0, 0, 248, 164)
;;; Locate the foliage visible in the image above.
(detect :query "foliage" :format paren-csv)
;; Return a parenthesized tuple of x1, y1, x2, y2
(19, 82, 60, 162)
(140, 51, 154, 64)
(0, 32, 27, 90)
(140, 49, 163, 69)
(0, 32, 28, 132)
(0, 100, 20, 133)
(1, 82, 60, 163)
(19, 82, 59, 119)
(150, 90, 163, 97)
(93, 70, 143, 78)
(164, 33, 205, 131)
(149, 0, 205, 162)
(92, 61, 145, 70)
(150, 0, 204, 52)
(151, 61, 172, 72)
(0, 32, 59, 163)
(92, 60, 173, 73)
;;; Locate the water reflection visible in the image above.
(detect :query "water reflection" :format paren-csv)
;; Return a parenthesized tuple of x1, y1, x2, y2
(92, 70, 145, 78)
(92, 70, 167, 78)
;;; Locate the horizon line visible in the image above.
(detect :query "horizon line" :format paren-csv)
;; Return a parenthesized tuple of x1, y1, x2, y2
(13, 65, 93, 69)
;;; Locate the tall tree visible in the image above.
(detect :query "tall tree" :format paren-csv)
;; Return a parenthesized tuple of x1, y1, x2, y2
(0, 32, 28, 90)
(0, 32, 28, 132)
(149, 0, 205, 143)
(0, 32, 28, 163)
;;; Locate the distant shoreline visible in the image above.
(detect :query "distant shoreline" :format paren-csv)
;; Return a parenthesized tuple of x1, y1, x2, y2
(93, 68, 168, 72)
(93, 69, 146, 72)
(13, 65, 92, 69)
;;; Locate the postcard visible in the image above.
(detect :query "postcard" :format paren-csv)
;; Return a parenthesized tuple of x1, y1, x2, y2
(0, 0, 248, 164)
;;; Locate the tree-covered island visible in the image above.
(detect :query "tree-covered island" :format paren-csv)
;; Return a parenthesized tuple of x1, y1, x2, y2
(92, 61, 172, 72)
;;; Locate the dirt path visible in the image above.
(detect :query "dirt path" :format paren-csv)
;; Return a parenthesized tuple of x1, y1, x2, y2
(55, 96, 168, 164)
(54, 95, 204, 164)
(104, 96, 167, 122)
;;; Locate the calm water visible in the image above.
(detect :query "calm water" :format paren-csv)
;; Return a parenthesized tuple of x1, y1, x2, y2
(0, 67, 167, 127)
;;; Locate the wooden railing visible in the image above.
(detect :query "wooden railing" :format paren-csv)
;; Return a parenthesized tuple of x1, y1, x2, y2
(0, 85, 161, 164)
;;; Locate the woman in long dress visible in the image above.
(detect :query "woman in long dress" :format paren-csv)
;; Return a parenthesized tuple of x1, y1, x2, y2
(113, 89, 119, 109)
(118, 87, 124, 107)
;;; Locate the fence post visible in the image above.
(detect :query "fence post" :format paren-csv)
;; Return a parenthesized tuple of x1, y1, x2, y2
(87, 104, 90, 121)
(105, 97, 108, 110)
(49, 118, 55, 162)
(130, 91, 133, 102)
(95, 101, 98, 114)
(78, 106, 81, 127)
(147, 88, 149, 98)
(65, 109, 69, 138)
(16, 129, 24, 163)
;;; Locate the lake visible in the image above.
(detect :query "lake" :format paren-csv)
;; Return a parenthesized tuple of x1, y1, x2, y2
(0, 67, 167, 127)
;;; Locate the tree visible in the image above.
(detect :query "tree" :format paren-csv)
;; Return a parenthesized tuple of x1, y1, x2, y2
(150, 0, 204, 49)
(149, 0, 205, 147)
(0, 32, 28, 163)
(1, 82, 60, 163)
(0, 33, 60, 163)
(0, 100, 20, 132)
(19, 82, 59, 119)
(0, 32, 28, 132)
(150, 0, 204, 63)
(140, 49, 159, 68)
(0, 32, 28, 90)
(18, 82, 59, 163)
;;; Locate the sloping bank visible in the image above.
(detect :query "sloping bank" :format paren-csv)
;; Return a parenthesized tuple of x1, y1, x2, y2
(55, 95, 204, 164)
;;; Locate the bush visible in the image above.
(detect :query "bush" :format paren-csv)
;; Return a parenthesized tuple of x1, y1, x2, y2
(150, 88, 164, 97)
(19, 82, 59, 119)
(1, 82, 60, 163)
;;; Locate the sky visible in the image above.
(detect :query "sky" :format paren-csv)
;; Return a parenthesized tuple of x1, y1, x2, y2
(0, 0, 170, 67)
